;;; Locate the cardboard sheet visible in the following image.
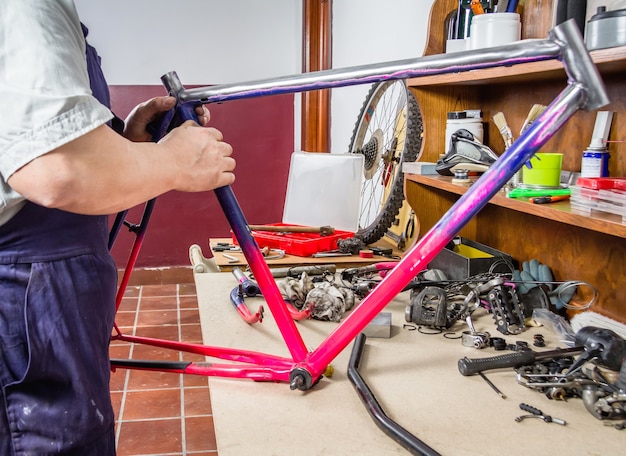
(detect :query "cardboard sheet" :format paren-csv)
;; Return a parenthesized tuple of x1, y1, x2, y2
(194, 271, 623, 456)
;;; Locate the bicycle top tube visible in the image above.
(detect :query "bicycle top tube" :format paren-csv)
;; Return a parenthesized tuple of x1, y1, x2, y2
(169, 20, 606, 111)
(175, 39, 559, 103)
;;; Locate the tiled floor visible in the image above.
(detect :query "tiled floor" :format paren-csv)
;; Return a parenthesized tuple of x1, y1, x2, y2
(110, 283, 218, 455)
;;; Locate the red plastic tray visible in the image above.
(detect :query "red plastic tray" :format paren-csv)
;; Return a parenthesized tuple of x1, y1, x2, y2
(232, 223, 354, 257)
(576, 177, 626, 190)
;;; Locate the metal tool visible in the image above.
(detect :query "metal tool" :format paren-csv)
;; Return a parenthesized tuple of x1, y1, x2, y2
(567, 326, 626, 373)
(268, 264, 336, 278)
(212, 242, 241, 252)
(458, 326, 625, 376)
(459, 346, 584, 376)
(311, 251, 352, 258)
(249, 225, 334, 236)
(384, 229, 406, 250)
(479, 372, 507, 399)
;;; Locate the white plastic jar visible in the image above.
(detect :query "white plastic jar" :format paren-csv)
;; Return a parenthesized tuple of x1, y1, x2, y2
(444, 111, 484, 155)
(469, 13, 521, 50)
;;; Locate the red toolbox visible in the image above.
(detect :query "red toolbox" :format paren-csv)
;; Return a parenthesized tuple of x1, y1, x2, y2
(232, 224, 354, 257)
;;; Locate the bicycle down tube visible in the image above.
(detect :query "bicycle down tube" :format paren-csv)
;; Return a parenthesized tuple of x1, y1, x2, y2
(111, 20, 609, 390)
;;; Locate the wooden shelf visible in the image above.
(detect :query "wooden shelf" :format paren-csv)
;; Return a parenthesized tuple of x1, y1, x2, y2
(406, 174, 626, 239)
(406, 46, 626, 87)
(402, 0, 626, 323)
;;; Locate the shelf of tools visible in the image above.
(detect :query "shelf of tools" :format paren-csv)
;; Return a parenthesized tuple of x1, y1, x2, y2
(404, 0, 626, 323)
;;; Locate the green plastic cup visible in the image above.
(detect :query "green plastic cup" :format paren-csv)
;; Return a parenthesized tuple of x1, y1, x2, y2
(522, 153, 563, 187)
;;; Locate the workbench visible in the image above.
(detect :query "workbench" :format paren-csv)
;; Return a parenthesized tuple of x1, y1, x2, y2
(194, 271, 623, 455)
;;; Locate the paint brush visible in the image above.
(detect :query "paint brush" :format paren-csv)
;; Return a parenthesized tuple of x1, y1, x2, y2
(520, 104, 547, 135)
(492, 112, 514, 149)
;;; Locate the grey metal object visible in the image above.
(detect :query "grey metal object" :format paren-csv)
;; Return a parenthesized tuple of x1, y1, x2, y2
(161, 20, 606, 114)
(585, 8, 626, 51)
(173, 39, 559, 103)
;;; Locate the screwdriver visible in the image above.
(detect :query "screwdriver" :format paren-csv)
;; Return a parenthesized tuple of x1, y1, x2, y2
(529, 195, 570, 204)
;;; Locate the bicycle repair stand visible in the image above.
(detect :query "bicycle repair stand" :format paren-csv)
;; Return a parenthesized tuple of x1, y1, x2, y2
(110, 20, 608, 456)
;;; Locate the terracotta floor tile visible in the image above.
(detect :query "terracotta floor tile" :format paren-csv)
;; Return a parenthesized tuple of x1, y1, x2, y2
(185, 416, 218, 452)
(110, 368, 129, 393)
(179, 295, 200, 309)
(180, 324, 204, 343)
(122, 286, 141, 298)
(181, 351, 209, 362)
(131, 343, 181, 361)
(134, 324, 179, 341)
(126, 368, 182, 391)
(136, 309, 179, 326)
(122, 389, 182, 421)
(117, 296, 139, 312)
(110, 391, 123, 419)
(183, 387, 213, 417)
(183, 373, 211, 388)
(179, 308, 201, 325)
(179, 283, 197, 296)
(139, 295, 179, 311)
(114, 311, 137, 327)
(112, 282, 217, 455)
(116, 418, 183, 455)
(140, 284, 178, 297)
(110, 343, 131, 358)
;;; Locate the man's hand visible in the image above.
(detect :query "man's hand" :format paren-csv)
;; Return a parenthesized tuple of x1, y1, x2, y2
(158, 121, 236, 192)
(123, 96, 211, 142)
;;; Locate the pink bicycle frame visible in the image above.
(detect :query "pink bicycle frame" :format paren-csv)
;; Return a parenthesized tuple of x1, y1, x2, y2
(111, 21, 608, 391)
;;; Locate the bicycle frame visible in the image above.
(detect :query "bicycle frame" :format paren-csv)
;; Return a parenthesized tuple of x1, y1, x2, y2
(110, 20, 608, 390)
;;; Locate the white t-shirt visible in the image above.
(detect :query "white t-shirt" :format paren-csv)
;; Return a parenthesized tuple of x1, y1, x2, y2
(0, 0, 113, 225)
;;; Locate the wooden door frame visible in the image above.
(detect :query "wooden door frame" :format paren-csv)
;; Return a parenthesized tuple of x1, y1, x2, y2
(301, 0, 332, 152)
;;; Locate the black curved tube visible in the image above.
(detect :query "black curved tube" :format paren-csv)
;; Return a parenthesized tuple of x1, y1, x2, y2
(347, 333, 441, 456)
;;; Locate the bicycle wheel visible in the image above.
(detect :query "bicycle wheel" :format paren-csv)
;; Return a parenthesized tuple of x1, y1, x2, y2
(348, 80, 423, 245)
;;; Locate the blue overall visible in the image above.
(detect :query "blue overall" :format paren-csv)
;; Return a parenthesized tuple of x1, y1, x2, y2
(0, 27, 118, 455)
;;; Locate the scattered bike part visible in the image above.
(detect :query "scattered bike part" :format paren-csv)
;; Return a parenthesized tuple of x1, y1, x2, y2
(515, 403, 566, 425)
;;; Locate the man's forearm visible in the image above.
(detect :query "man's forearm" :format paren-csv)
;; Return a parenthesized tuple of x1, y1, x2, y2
(8, 125, 177, 214)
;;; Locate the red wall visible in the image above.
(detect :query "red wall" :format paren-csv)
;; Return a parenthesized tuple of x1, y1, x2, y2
(108, 85, 294, 268)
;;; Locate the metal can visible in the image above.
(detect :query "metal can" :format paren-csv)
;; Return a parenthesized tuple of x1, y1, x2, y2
(581, 149, 610, 178)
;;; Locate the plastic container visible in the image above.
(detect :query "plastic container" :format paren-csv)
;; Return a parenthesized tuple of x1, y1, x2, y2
(444, 110, 484, 154)
(576, 177, 626, 190)
(232, 224, 354, 257)
(282, 152, 363, 232)
(585, 7, 626, 51)
(428, 237, 513, 280)
(570, 186, 626, 222)
(522, 153, 563, 187)
(469, 13, 521, 50)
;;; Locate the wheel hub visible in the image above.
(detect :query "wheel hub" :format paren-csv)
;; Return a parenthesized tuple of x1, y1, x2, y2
(359, 129, 384, 179)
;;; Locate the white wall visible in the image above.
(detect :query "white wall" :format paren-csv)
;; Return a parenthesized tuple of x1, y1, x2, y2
(74, 0, 302, 85)
(330, 0, 435, 153)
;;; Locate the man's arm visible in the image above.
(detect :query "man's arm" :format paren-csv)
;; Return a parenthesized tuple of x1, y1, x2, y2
(8, 120, 235, 215)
